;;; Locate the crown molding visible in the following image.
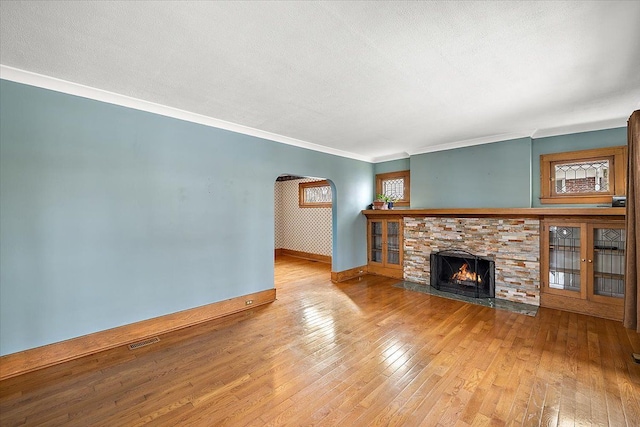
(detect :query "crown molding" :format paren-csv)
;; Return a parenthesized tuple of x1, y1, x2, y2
(0, 65, 373, 163)
(530, 118, 628, 139)
(371, 152, 410, 163)
(408, 131, 535, 155)
(1, 65, 631, 162)
(408, 115, 629, 156)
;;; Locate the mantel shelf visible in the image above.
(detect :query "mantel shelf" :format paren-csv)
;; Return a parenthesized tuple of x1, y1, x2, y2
(362, 207, 625, 218)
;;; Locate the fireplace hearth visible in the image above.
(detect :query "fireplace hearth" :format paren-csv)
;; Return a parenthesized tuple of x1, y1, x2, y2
(430, 250, 495, 298)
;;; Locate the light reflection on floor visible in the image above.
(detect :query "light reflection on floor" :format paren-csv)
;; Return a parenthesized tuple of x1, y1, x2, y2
(380, 341, 410, 371)
(301, 304, 336, 342)
(394, 281, 539, 317)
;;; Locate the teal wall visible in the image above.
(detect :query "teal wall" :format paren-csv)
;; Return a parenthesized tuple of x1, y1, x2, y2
(531, 127, 627, 207)
(410, 138, 533, 208)
(0, 80, 373, 356)
(374, 128, 627, 209)
(0, 78, 628, 356)
(372, 158, 410, 201)
(373, 158, 410, 175)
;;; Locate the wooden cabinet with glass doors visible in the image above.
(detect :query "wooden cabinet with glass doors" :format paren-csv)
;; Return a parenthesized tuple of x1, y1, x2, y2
(367, 217, 404, 279)
(541, 218, 625, 321)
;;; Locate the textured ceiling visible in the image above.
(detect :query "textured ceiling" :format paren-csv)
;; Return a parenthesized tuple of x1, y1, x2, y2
(1, 1, 639, 162)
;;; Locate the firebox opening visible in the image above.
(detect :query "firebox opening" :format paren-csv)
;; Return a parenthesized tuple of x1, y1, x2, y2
(451, 263, 482, 285)
(430, 250, 495, 299)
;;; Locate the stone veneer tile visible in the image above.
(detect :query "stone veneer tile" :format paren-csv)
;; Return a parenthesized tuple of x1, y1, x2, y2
(404, 217, 540, 306)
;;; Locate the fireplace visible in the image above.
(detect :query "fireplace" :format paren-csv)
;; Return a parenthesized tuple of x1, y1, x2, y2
(430, 250, 495, 298)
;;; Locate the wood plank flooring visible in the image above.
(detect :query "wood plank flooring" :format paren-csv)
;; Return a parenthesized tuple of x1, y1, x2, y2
(1, 255, 639, 426)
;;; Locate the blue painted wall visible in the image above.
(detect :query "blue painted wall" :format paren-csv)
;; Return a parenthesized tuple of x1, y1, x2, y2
(0, 78, 628, 356)
(375, 128, 627, 209)
(0, 80, 372, 356)
(531, 127, 627, 207)
(372, 158, 410, 202)
(410, 138, 533, 208)
(373, 158, 410, 175)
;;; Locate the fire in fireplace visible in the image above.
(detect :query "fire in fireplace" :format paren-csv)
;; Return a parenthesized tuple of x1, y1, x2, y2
(430, 250, 495, 298)
(451, 263, 482, 284)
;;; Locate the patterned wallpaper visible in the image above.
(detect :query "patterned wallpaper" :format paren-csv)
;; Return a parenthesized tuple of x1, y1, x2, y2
(274, 178, 332, 256)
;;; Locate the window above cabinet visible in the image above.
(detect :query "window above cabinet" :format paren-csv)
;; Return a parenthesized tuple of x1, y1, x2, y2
(375, 170, 410, 207)
(540, 146, 627, 204)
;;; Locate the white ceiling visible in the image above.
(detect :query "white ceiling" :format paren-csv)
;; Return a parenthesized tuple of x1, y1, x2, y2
(1, 1, 639, 162)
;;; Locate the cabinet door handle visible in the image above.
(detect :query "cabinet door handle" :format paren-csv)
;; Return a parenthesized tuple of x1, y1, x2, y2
(588, 259, 592, 263)
(581, 259, 586, 262)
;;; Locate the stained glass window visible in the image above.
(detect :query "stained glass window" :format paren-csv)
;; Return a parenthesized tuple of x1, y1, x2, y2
(540, 146, 627, 204)
(554, 160, 609, 194)
(376, 170, 410, 206)
(299, 180, 332, 207)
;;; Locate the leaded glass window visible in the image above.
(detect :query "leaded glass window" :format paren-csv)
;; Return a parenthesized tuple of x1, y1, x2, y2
(554, 160, 609, 194)
(382, 178, 405, 201)
(299, 180, 332, 207)
(540, 146, 627, 204)
(375, 170, 410, 207)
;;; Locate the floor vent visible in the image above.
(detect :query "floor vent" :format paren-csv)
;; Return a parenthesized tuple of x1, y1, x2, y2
(128, 337, 160, 350)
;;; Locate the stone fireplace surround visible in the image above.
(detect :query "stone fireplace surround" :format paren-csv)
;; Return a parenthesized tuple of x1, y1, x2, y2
(404, 217, 540, 306)
(363, 207, 626, 309)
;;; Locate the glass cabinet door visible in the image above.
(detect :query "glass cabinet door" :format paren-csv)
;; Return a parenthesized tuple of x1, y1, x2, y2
(592, 227, 625, 299)
(542, 219, 626, 320)
(370, 221, 383, 263)
(386, 220, 400, 266)
(548, 225, 582, 293)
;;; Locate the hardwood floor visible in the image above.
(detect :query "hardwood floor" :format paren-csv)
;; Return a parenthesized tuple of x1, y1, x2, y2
(1, 255, 639, 426)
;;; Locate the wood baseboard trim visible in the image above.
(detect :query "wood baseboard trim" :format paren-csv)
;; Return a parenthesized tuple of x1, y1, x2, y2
(0, 288, 276, 381)
(367, 264, 404, 280)
(331, 265, 367, 283)
(277, 249, 331, 264)
(540, 292, 623, 322)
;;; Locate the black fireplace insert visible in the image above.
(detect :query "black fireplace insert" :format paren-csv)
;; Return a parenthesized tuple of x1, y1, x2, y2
(430, 250, 495, 298)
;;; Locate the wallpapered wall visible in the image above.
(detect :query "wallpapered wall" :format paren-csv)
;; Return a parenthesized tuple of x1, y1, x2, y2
(274, 178, 332, 257)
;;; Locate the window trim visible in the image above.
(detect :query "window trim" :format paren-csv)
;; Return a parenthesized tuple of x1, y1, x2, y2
(375, 170, 410, 207)
(540, 146, 627, 204)
(299, 180, 332, 208)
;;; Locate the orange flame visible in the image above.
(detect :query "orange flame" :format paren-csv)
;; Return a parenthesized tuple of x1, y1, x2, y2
(451, 264, 482, 283)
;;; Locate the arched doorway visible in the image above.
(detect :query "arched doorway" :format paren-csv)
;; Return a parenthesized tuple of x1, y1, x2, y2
(273, 175, 335, 285)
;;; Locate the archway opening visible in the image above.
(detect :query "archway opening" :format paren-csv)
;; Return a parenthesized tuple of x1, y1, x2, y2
(273, 174, 335, 286)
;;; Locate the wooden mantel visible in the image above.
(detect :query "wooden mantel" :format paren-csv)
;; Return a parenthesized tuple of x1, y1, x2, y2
(362, 207, 626, 218)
